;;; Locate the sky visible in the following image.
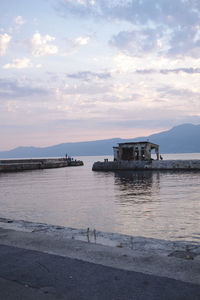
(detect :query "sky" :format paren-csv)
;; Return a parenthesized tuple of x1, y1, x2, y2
(0, 0, 200, 151)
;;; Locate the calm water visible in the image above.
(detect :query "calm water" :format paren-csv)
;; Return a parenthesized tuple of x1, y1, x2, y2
(0, 154, 200, 243)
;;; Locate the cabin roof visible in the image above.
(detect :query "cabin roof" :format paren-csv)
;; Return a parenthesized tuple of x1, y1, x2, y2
(118, 141, 159, 147)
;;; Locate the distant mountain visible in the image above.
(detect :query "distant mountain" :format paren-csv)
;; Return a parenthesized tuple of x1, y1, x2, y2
(147, 123, 200, 153)
(0, 123, 200, 158)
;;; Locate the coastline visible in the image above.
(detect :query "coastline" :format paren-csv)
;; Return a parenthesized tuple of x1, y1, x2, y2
(0, 217, 200, 286)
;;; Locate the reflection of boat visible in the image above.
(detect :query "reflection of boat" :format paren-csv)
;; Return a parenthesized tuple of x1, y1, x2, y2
(92, 141, 200, 171)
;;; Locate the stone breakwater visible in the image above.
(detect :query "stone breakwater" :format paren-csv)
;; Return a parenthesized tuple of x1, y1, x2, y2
(92, 159, 200, 171)
(0, 158, 83, 172)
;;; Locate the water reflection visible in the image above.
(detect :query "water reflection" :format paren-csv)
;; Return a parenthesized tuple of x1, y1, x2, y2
(114, 170, 154, 188)
(0, 156, 200, 242)
(114, 171, 160, 206)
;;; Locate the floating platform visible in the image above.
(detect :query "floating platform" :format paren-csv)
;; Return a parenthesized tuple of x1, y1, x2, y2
(0, 158, 83, 172)
(92, 159, 200, 171)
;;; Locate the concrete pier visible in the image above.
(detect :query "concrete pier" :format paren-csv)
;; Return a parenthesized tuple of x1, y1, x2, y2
(92, 159, 200, 171)
(0, 218, 200, 299)
(0, 158, 83, 172)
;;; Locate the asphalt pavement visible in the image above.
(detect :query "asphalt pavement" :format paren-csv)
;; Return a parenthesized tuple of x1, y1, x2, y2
(0, 244, 200, 300)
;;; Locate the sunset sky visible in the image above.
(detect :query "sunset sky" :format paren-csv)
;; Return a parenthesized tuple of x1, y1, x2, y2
(1, 0, 200, 150)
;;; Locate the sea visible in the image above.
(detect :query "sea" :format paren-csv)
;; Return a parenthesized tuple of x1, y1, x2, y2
(0, 153, 200, 243)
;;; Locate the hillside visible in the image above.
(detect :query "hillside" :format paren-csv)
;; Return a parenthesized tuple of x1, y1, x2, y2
(0, 123, 200, 158)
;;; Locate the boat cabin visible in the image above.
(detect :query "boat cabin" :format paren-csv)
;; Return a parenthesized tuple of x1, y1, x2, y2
(113, 141, 159, 161)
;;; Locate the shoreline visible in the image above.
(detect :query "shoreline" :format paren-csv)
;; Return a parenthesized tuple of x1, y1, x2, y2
(0, 217, 200, 286)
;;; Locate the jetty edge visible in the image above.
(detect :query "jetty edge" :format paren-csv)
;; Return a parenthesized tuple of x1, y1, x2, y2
(92, 141, 200, 171)
(0, 157, 83, 172)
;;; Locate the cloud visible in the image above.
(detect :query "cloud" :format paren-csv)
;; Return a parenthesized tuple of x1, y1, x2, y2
(157, 85, 200, 99)
(167, 26, 200, 58)
(109, 29, 162, 57)
(62, 82, 110, 95)
(74, 36, 90, 46)
(101, 118, 178, 130)
(64, 36, 90, 55)
(14, 16, 25, 26)
(57, 0, 200, 58)
(0, 33, 11, 56)
(57, 0, 200, 27)
(3, 58, 31, 69)
(52, 117, 174, 130)
(136, 68, 200, 74)
(0, 78, 48, 98)
(30, 32, 58, 57)
(56, 0, 99, 18)
(110, 24, 200, 58)
(67, 71, 111, 81)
